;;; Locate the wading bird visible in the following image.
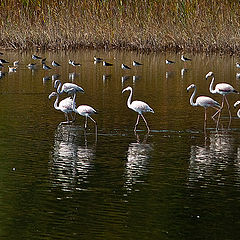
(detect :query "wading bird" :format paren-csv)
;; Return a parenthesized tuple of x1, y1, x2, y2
(165, 59, 175, 65)
(132, 61, 143, 66)
(122, 86, 154, 132)
(187, 84, 221, 131)
(52, 61, 61, 67)
(121, 63, 131, 70)
(205, 71, 238, 120)
(103, 61, 113, 66)
(71, 92, 98, 133)
(49, 92, 76, 125)
(32, 54, 42, 60)
(181, 55, 191, 62)
(54, 80, 84, 95)
(42, 63, 52, 70)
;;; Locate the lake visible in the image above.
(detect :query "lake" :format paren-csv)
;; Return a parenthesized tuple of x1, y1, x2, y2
(0, 50, 240, 239)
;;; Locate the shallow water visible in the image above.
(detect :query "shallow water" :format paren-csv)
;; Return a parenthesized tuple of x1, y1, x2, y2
(0, 50, 240, 239)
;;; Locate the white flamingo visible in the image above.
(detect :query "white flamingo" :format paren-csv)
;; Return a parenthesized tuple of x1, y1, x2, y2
(234, 101, 240, 118)
(122, 86, 154, 132)
(71, 92, 98, 133)
(49, 92, 76, 125)
(54, 80, 84, 95)
(187, 84, 221, 131)
(205, 71, 238, 119)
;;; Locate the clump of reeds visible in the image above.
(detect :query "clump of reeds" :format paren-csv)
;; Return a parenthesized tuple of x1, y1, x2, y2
(1, 0, 240, 54)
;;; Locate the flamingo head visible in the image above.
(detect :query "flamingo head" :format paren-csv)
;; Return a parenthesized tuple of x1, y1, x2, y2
(186, 84, 195, 92)
(48, 91, 58, 99)
(234, 101, 240, 108)
(54, 79, 61, 88)
(205, 71, 214, 79)
(122, 86, 132, 93)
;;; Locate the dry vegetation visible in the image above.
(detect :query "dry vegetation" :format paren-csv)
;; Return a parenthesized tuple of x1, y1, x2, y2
(1, 0, 240, 53)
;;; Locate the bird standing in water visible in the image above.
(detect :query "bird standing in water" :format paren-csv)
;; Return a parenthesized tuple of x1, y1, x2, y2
(187, 84, 221, 131)
(122, 86, 154, 132)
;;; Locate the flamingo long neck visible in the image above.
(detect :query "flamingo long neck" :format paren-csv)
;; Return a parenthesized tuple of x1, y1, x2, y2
(209, 75, 216, 94)
(127, 88, 133, 108)
(72, 92, 77, 112)
(56, 81, 63, 94)
(189, 86, 198, 107)
(237, 109, 240, 118)
(53, 94, 60, 110)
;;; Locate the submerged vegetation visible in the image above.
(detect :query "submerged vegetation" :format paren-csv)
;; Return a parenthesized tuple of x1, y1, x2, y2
(1, 0, 240, 53)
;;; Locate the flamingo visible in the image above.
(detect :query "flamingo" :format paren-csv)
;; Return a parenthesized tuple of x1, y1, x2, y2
(205, 71, 238, 120)
(234, 101, 240, 118)
(71, 91, 98, 133)
(122, 86, 154, 132)
(54, 79, 84, 95)
(49, 92, 76, 125)
(187, 84, 221, 131)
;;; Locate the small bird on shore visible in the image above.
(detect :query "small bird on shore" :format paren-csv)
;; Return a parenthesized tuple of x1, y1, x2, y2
(69, 60, 81, 67)
(27, 63, 37, 70)
(8, 66, 17, 72)
(0, 59, 9, 64)
(42, 63, 52, 70)
(13, 61, 19, 66)
(94, 56, 103, 63)
(103, 61, 113, 66)
(132, 61, 143, 66)
(236, 62, 240, 68)
(121, 63, 131, 70)
(181, 55, 191, 62)
(166, 59, 175, 65)
(52, 61, 61, 67)
(32, 54, 42, 60)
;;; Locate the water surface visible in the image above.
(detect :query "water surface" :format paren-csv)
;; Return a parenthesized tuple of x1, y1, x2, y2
(0, 50, 240, 239)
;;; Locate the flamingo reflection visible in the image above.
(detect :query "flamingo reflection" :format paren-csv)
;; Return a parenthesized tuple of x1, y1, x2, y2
(124, 133, 152, 192)
(49, 125, 96, 192)
(188, 131, 234, 186)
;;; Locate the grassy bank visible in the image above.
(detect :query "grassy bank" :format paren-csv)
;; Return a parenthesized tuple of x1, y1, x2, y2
(1, 0, 240, 54)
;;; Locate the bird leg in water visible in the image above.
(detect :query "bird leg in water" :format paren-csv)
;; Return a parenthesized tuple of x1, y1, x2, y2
(141, 114, 150, 132)
(89, 116, 98, 135)
(134, 114, 140, 132)
(225, 96, 232, 120)
(204, 108, 207, 134)
(84, 116, 88, 129)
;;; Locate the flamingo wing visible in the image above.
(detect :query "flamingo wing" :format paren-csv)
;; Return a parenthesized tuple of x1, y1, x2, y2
(130, 100, 154, 114)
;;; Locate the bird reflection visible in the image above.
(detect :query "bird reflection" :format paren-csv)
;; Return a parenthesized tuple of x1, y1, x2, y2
(124, 133, 152, 192)
(49, 124, 96, 192)
(188, 131, 234, 186)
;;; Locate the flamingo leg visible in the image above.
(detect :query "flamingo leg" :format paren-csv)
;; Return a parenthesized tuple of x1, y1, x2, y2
(134, 114, 140, 132)
(204, 108, 207, 133)
(140, 114, 150, 132)
(212, 96, 225, 119)
(89, 116, 98, 134)
(84, 116, 88, 129)
(225, 96, 232, 119)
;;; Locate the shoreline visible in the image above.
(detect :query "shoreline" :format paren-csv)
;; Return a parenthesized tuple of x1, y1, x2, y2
(1, 1, 240, 55)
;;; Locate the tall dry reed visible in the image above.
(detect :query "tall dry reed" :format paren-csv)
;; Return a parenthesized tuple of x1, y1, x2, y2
(1, 0, 240, 53)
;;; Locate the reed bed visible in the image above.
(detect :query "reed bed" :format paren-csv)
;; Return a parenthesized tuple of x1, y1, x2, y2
(1, 0, 240, 54)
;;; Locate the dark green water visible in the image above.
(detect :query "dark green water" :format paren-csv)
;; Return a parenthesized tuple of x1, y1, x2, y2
(0, 50, 240, 239)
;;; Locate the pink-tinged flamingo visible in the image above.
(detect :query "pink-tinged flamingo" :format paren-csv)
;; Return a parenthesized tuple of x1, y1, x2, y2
(205, 71, 238, 120)
(49, 92, 76, 125)
(234, 101, 240, 118)
(72, 92, 98, 133)
(122, 86, 154, 132)
(187, 84, 221, 131)
(54, 80, 84, 95)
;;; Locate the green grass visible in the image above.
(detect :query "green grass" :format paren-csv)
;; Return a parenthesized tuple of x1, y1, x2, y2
(1, 0, 240, 53)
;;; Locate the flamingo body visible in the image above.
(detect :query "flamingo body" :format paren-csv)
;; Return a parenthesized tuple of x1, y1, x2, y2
(49, 92, 76, 124)
(54, 80, 84, 95)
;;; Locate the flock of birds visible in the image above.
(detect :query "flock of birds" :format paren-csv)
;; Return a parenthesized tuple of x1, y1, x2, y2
(1, 52, 240, 134)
